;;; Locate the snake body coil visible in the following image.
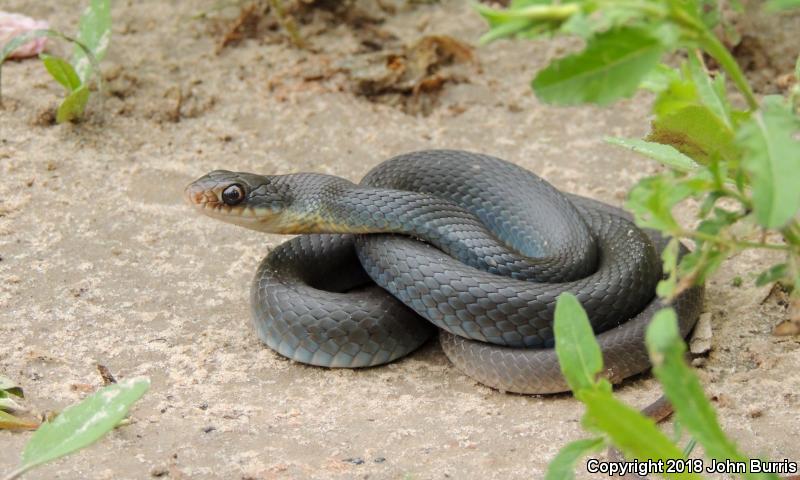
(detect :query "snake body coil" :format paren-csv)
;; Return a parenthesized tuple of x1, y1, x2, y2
(187, 150, 703, 393)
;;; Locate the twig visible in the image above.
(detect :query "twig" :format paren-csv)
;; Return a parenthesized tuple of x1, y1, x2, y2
(267, 0, 305, 48)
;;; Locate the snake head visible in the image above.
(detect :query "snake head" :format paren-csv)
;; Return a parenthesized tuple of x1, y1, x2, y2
(185, 170, 294, 232)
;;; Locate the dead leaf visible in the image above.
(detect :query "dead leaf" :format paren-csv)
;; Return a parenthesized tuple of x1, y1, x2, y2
(97, 364, 117, 385)
(773, 317, 800, 336)
(340, 34, 475, 115)
(0, 410, 38, 431)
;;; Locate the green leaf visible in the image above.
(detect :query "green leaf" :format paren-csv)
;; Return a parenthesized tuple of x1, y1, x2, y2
(545, 437, 604, 480)
(479, 18, 541, 43)
(736, 96, 800, 228)
(645, 311, 778, 480)
(1, 29, 101, 105)
(794, 56, 800, 111)
(756, 263, 788, 286)
(626, 175, 694, 232)
(685, 54, 732, 128)
(40, 54, 82, 91)
(511, 0, 552, 6)
(650, 22, 681, 48)
(796, 55, 799, 83)
(653, 77, 700, 118)
(0, 410, 38, 430)
(765, 0, 800, 11)
(532, 27, 665, 106)
(697, 210, 736, 238)
(648, 105, 738, 164)
(656, 238, 680, 298)
(72, 0, 112, 83)
(19, 377, 149, 473)
(699, 191, 724, 217)
(0, 29, 49, 64)
(559, 12, 593, 39)
(606, 137, 698, 172)
(568, 5, 650, 39)
(683, 437, 698, 456)
(1, 29, 50, 103)
(698, 0, 721, 28)
(639, 63, 680, 92)
(56, 85, 90, 123)
(579, 389, 700, 479)
(684, 247, 726, 285)
(475, 2, 579, 43)
(554, 293, 603, 392)
(0, 375, 24, 398)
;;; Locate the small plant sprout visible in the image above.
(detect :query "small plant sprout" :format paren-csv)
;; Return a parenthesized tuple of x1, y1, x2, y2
(0, 0, 111, 123)
(0, 12, 49, 59)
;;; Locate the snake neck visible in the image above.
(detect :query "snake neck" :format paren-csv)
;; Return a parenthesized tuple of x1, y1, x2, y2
(276, 175, 555, 279)
(270, 173, 595, 282)
(284, 174, 478, 237)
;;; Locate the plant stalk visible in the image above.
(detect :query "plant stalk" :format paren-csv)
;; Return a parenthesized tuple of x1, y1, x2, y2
(268, 0, 305, 48)
(781, 220, 800, 249)
(679, 229, 791, 251)
(698, 31, 758, 110)
(476, 3, 581, 22)
(2, 465, 32, 480)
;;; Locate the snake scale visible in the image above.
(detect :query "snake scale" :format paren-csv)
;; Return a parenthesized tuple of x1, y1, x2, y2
(186, 150, 703, 394)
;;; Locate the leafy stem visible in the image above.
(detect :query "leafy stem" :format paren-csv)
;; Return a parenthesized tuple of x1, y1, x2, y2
(718, 185, 752, 207)
(476, 2, 581, 22)
(781, 221, 800, 250)
(696, 30, 759, 110)
(2, 466, 31, 480)
(678, 228, 792, 251)
(596, 0, 669, 19)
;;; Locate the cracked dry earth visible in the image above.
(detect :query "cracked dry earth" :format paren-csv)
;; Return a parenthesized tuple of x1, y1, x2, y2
(1, 1, 799, 479)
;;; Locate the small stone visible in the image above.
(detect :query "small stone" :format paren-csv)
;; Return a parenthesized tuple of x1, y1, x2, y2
(150, 466, 169, 477)
(374, 457, 386, 463)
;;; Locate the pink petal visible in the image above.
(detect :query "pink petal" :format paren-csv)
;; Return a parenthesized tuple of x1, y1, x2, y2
(0, 12, 49, 59)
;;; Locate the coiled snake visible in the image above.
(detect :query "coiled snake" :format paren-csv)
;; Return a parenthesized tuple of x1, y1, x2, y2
(186, 150, 703, 394)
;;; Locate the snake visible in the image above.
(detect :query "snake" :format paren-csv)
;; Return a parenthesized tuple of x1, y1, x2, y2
(185, 150, 703, 394)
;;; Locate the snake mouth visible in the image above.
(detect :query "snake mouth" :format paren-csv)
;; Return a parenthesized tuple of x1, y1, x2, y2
(184, 183, 261, 225)
(185, 181, 299, 233)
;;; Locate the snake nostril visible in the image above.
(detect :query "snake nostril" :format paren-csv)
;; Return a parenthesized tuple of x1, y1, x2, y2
(184, 184, 208, 206)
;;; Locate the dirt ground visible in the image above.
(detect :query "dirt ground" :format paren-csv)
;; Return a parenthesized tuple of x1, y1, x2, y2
(1, 1, 799, 479)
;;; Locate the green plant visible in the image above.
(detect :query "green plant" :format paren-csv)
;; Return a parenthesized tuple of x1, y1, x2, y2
(547, 294, 785, 479)
(766, 0, 800, 11)
(0, 377, 37, 431)
(476, 1, 799, 476)
(477, 0, 800, 317)
(0, 0, 111, 123)
(1, 376, 149, 480)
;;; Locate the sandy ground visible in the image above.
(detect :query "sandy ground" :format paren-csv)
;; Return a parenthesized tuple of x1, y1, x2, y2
(1, 1, 799, 479)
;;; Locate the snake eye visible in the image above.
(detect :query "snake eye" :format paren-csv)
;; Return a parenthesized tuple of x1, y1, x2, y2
(221, 184, 245, 206)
